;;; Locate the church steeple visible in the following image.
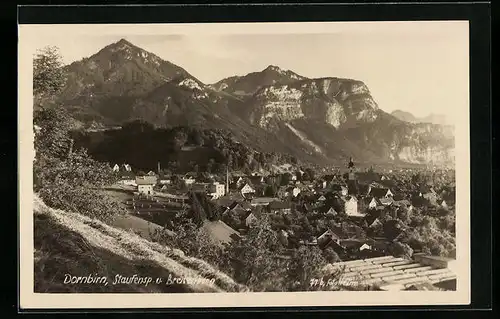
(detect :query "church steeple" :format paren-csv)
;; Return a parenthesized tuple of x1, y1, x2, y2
(347, 157, 356, 181)
(346, 156, 358, 195)
(348, 157, 355, 170)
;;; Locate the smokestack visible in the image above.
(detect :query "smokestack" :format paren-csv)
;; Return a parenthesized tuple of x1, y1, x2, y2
(226, 165, 229, 195)
(157, 161, 161, 174)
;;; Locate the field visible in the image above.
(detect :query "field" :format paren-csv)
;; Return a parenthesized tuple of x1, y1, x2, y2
(104, 185, 186, 230)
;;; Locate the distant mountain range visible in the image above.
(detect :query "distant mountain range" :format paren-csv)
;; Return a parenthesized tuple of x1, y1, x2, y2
(52, 38, 455, 166)
(391, 110, 451, 126)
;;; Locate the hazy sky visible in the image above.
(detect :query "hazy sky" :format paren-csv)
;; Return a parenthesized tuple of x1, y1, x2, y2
(22, 22, 468, 123)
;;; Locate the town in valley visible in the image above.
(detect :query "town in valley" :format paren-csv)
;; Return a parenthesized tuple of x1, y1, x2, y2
(106, 156, 456, 291)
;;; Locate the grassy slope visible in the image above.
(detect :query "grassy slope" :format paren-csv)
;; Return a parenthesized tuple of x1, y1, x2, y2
(33, 194, 248, 293)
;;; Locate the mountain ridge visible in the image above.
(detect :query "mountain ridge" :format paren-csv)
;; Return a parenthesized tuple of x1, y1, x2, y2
(52, 38, 455, 166)
(391, 110, 451, 126)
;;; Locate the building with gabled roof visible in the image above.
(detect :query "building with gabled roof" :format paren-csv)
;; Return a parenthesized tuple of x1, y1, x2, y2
(135, 175, 158, 195)
(268, 201, 292, 215)
(368, 186, 393, 198)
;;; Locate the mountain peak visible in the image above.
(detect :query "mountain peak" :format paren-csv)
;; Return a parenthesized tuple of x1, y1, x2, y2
(115, 38, 135, 46)
(264, 65, 282, 72)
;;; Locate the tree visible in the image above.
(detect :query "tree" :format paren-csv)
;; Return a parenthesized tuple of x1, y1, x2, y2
(32, 48, 123, 224)
(264, 184, 277, 197)
(295, 171, 302, 182)
(191, 130, 205, 146)
(301, 216, 313, 234)
(34, 107, 74, 160)
(286, 246, 328, 291)
(224, 215, 288, 291)
(173, 130, 188, 149)
(33, 46, 66, 99)
(389, 242, 413, 259)
(189, 192, 207, 226)
(151, 219, 225, 268)
(206, 158, 215, 173)
(280, 173, 291, 186)
(323, 247, 341, 263)
(303, 168, 315, 181)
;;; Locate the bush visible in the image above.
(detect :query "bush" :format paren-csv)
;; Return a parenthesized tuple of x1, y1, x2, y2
(38, 180, 127, 222)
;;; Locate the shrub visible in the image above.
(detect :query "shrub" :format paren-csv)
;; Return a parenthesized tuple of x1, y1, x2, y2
(38, 180, 127, 222)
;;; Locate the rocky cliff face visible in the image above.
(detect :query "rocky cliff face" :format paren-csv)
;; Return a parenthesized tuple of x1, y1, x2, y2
(246, 78, 379, 131)
(393, 124, 455, 165)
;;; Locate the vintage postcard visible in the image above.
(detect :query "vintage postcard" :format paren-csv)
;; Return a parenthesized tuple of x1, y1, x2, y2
(19, 21, 470, 309)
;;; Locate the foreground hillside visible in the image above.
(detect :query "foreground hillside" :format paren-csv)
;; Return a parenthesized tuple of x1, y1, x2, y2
(33, 194, 248, 293)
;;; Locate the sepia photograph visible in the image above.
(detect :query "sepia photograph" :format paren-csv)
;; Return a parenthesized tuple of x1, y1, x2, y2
(19, 21, 470, 308)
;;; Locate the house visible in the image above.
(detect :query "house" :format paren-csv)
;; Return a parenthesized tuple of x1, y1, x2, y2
(331, 184, 348, 196)
(119, 177, 136, 186)
(191, 183, 210, 193)
(159, 177, 172, 185)
(182, 174, 196, 185)
(368, 217, 383, 229)
(201, 220, 241, 246)
(245, 212, 258, 228)
(368, 197, 382, 210)
(287, 186, 301, 198)
(340, 222, 365, 238)
(232, 176, 245, 188)
(248, 175, 265, 185)
(317, 229, 344, 247)
(226, 201, 250, 214)
(209, 182, 226, 199)
(393, 199, 411, 208)
(239, 183, 255, 196)
(339, 239, 364, 251)
(441, 200, 449, 209)
(251, 197, 280, 207)
(423, 191, 439, 205)
(279, 229, 289, 247)
(305, 238, 318, 246)
(368, 186, 393, 198)
(344, 196, 364, 217)
(316, 194, 327, 202)
(357, 183, 370, 196)
(379, 197, 394, 206)
(112, 164, 120, 172)
(123, 164, 132, 172)
(135, 175, 158, 195)
(268, 201, 292, 215)
(359, 243, 372, 251)
(322, 206, 338, 216)
(277, 186, 288, 199)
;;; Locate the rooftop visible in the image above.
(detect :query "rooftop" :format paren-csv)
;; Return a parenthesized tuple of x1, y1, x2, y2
(323, 255, 457, 291)
(135, 176, 158, 185)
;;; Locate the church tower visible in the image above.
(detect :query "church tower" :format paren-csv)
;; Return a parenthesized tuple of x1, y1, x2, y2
(346, 157, 358, 195)
(347, 157, 356, 181)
